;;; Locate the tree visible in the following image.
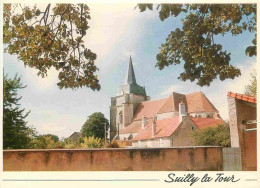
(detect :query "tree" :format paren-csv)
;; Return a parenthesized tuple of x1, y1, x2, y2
(137, 4, 256, 86)
(41, 134, 60, 142)
(3, 4, 100, 90)
(3, 74, 31, 149)
(192, 124, 231, 147)
(245, 69, 257, 96)
(81, 112, 109, 139)
(29, 135, 63, 149)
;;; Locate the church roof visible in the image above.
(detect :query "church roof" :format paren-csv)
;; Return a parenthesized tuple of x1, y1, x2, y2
(117, 56, 146, 96)
(119, 121, 142, 134)
(125, 56, 136, 85)
(132, 91, 218, 119)
(132, 117, 181, 141)
(133, 98, 168, 120)
(186, 92, 218, 113)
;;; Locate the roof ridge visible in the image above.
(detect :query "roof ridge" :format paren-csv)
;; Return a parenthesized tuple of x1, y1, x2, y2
(200, 92, 218, 112)
(185, 91, 203, 96)
(137, 97, 167, 104)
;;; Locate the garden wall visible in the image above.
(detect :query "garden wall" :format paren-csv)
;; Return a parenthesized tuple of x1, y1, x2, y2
(4, 146, 223, 171)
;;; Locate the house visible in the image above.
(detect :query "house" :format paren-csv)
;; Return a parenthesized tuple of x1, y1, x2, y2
(109, 56, 225, 147)
(68, 132, 82, 142)
(132, 102, 224, 147)
(227, 92, 257, 170)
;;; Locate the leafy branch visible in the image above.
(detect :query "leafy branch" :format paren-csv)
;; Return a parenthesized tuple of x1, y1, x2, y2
(3, 3, 100, 90)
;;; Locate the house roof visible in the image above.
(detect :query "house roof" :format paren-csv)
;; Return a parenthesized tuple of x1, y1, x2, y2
(227, 92, 257, 104)
(69, 132, 82, 138)
(190, 117, 225, 129)
(133, 98, 168, 120)
(132, 117, 181, 141)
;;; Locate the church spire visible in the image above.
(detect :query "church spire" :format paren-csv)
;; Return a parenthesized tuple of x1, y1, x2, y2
(124, 56, 137, 85)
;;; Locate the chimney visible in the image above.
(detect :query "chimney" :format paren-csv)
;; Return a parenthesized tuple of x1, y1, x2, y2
(179, 102, 187, 122)
(213, 113, 220, 119)
(142, 115, 147, 129)
(152, 114, 157, 137)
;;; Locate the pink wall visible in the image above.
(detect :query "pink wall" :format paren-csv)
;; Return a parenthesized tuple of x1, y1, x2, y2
(4, 147, 223, 171)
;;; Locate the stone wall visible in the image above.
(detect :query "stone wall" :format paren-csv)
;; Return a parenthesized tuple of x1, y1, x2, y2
(4, 147, 223, 171)
(228, 96, 257, 171)
(171, 116, 197, 147)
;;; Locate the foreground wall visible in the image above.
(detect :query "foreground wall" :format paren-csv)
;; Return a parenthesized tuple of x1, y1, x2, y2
(4, 147, 223, 171)
(228, 95, 257, 171)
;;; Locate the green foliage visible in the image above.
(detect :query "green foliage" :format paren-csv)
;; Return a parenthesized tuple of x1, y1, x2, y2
(3, 4, 100, 90)
(29, 135, 64, 149)
(245, 69, 257, 96)
(192, 124, 231, 147)
(81, 112, 109, 139)
(246, 34, 257, 57)
(3, 73, 31, 149)
(63, 137, 80, 149)
(80, 136, 103, 148)
(42, 134, 59, 142)
(137, 4, 256, 86)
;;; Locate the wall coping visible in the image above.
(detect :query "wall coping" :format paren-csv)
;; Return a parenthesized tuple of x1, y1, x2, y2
(3, 146, 222, 152)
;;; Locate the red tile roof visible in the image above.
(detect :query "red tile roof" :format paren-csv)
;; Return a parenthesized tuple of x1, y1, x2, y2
(157, 94, 175, 114)
(133, 98, 168, 120)
(190, 117, 225, 129)
(132, 117, 181, 141)
(185, 92, 218, 113)
(133, 92, 218, 120)
(227, 92, 257, 104)
(157, 92, 186, 114)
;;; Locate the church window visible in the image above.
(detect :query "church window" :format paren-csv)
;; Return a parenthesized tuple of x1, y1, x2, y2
(119, 111, 123, 124)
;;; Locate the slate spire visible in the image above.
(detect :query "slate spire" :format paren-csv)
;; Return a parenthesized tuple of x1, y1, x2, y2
(124, 56, 137, 85)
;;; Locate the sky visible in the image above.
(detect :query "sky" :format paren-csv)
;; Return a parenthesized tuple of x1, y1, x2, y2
(3, 3, 257, 138)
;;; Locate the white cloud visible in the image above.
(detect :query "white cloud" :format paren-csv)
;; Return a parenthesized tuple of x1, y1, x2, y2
(25, 67, 59, 90)
(85, 4, 156, 75)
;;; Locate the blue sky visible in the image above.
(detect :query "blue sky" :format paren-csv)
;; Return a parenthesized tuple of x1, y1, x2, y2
(3, 3, 256, 138)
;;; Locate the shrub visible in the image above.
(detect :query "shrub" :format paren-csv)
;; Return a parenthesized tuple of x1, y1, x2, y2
(193, 124, 231, 147)
(80, 136, 103, 148)
(30, 135, 64, 149)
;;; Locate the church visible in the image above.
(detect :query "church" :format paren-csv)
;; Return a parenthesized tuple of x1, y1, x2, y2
(109, 56, 225, 147)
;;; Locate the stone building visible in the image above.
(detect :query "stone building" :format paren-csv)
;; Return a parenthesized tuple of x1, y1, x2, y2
(227, 92, 257, 170)
(68, 132, 82, 142)
(110, 56, 225, 147)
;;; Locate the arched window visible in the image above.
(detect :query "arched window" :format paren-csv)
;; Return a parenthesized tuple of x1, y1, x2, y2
(198, 115, 202, 118)
(119, 111, 123, 124)
(207, 115, 211, 118)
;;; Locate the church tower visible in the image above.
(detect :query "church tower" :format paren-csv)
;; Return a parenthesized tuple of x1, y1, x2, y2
(110, 56, 148, 140)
